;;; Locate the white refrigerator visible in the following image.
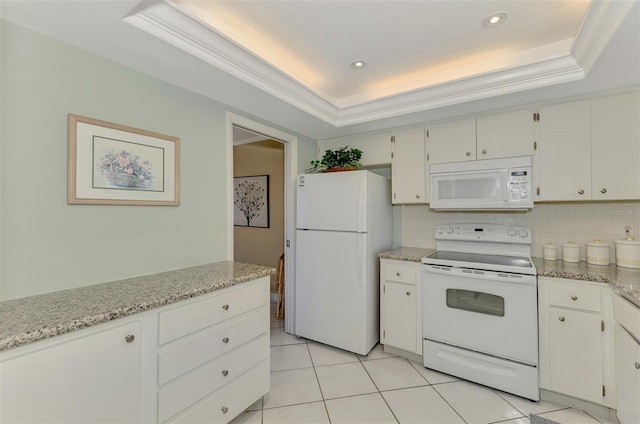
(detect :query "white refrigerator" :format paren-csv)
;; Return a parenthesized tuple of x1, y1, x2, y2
(295, 170, 392, 355)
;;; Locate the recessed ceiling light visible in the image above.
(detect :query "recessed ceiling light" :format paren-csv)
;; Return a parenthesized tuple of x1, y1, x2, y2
(350, 60, 368, 70)
(482, 11, 508, 28)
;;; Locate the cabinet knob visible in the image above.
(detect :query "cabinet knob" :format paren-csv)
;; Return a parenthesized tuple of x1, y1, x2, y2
(396, 272, 401, 277)
(222, 304, 229, 311)
(559, 316, 565, 322)
(406, 291, 411, 296)
(416, 194, 420, 199)
(571, 295, 577, 301)
(466, 152, 471, 156)
(222, 337, 230, 344)
(578, 190, 584, 195)
(221, 406, 229, 414)
(635, 362, 640, 370)
(222, 369, 229, 377)
(482, 149, 487, 155)
(601, 188, 607, 194)
(125, 334, 135, 343)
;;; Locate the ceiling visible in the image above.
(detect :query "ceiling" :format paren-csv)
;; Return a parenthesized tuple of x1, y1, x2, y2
(2, 1, 639, 140)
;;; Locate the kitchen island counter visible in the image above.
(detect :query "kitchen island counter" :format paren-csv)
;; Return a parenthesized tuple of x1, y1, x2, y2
(533, 258, 640, 307)
(0, 261, 275, 352)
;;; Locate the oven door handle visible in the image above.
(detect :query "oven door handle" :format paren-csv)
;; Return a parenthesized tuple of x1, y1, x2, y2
(422, 265, 536, 285)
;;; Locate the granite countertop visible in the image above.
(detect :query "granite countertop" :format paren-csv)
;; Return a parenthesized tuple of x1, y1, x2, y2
(379, 247, 435, 262)
(0, 261, 275, 352)
(533, 258, 640, 307)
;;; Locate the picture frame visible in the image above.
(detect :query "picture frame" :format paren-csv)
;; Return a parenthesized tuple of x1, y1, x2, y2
(233, 175, 269, 228)
(68, 114, 180, 206)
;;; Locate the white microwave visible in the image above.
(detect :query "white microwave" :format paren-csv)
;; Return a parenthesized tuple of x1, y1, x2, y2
(430, 156, 533, 210)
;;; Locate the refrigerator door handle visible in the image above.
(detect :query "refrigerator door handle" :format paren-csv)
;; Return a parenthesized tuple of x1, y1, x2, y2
(357, 179, 365, 233)
(357, 235, 365, 287)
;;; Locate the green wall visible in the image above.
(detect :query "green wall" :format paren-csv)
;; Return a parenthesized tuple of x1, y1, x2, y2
(0, 20, 316, 300)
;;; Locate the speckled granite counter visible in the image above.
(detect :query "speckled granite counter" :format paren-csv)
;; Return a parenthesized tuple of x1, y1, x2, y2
(378, 247, 435, 262)
(533, 258, 640, 307)
(0, 261, 275, 352)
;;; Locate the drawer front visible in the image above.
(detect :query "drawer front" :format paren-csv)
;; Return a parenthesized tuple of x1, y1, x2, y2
(159, 279, 268, 345)
(158, 307, 268, 385)
(549, 283, 601, 312)
(169, 360, 269, 424)
(613, 294, 640, 339)
(159, 335, 268, 423)
(382, 261, 417, 284)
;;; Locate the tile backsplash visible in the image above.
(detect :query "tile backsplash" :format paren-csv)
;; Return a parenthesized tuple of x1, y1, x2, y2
(400, 202, 640, 263)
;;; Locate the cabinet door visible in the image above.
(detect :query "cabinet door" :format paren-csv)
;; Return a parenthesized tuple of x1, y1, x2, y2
(318, 131, 392, 167)
(476, 109, 535, 159)
(591, 92, 640, 200)
(383, 280, 418, 353)
(391, 126, 426, 204)
(1, 320, 142, 423)
(538, 100, 591, 201)
(548, 307, 603, 404)
(427, 118, 476, 164)
(615, 324, 640, 424)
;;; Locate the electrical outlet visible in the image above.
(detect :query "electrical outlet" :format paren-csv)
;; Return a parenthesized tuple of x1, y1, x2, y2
(624, 225, 633, 237)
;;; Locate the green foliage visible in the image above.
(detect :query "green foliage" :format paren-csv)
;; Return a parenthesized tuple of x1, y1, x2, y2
(309, 146, 363, 171)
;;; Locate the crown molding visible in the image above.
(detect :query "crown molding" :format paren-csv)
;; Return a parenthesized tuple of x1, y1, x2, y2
(124, 0, 636, 127)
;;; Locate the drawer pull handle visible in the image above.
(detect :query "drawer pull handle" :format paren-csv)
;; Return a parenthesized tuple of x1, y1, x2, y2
(396, 272, 401, 277)
(635, 362, 640, 370)
(222, 337, 230, 344)
(571, 295, 577, 301)
(559, 316, 565, 322)
(222, 304, 230, 311)
(222, 369, 229, 377)
(406, 291, 411, 296)
(125, 335, 135, 343)
(221, 406, 229, 414)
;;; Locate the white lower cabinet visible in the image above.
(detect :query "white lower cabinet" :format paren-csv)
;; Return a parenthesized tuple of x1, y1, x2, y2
(0, 319, 142, 424)
(538, 277, 615, 408)
(613, 294, 640, 424)
(0, 276, 270, 424)
(380, 259, 422, 355)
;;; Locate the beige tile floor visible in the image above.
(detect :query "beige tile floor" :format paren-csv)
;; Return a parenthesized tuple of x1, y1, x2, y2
(230, 306, 617, 424)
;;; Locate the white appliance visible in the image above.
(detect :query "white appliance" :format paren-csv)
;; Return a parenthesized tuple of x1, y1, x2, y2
(422, 223, 539, 401)
(295, 171, 392, 355)
(430, 155, 533, 210)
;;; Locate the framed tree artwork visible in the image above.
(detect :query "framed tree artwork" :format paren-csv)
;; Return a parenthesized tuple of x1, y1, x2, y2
(233, 175, 269, 228)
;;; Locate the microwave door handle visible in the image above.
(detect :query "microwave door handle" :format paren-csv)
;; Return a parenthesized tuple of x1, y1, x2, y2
(502, 169, 509, 203)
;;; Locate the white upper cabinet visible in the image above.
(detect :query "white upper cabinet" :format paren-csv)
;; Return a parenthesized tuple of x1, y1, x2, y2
(538, 100, 592, 201)
(591, 92, 640, 200)
(426, 118, 476, 164)
(391, 126, 427, 204)
(318, 130, 392, 167)
(476, 109, 536, 159)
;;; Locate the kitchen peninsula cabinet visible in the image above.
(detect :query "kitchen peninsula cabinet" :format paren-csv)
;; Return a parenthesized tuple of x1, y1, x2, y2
(538, 277, 616, 408)
(1, 319, 143, 423)
(391, 126, 427, 204)
(613, 294, 640, 424)
(0, 266, 271, 424)
(380, 259, 422, 355)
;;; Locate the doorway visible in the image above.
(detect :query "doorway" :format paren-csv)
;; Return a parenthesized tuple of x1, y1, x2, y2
(227, 113, 297, 334)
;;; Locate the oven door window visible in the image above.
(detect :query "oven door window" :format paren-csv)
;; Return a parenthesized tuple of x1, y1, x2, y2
(446, 289, 505, 317)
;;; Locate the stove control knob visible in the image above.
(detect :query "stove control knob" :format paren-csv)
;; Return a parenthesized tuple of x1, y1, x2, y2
(518, 229, 529, 238)
(446, 227, 455, 234)
(507, 228, 517, 237)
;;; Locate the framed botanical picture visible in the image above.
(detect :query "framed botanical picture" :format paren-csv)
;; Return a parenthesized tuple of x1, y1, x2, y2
(234, 175, 269, 228)
(68, 114, 180, 205)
